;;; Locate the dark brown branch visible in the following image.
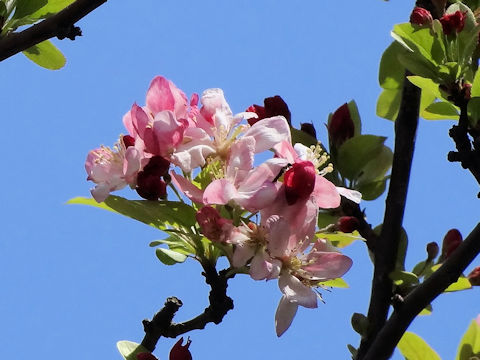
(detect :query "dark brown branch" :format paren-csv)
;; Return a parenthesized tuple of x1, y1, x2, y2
(357, 73, 421, 359)
(362, 223, 480, 360)
(0, 0, 107, 62)
(140, 264, 234, 352)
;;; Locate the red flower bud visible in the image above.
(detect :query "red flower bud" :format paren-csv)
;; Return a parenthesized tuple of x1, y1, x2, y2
(246, 95, 291, 126)
(440, 11, 466, 35)
(328, 103, 354, 147)
(169, 337, 192, 360)
(300, 122, 317, 139)
(441, 229, 462, 259)
(284, 161, 316, 205)
(196, 206, 232, 242)
(143, 156, 171, 177)
(410, 7, 433, 26)
(137, 353, 158, 360)
(136, 172, 167, 200)
(463, 83, 472, 100)
(336, 216, 359, 233)
(122, 134, 136, 148)
(468, 266, 480, 286)
(426, 242, 439, 261)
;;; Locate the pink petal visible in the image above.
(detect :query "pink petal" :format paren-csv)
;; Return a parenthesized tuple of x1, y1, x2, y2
(203, 179, 238, 205)
(266, 216, 291, 258)
(313, 175, 341, 209)
(244, 116, 291, 153)
(278, 273, 317, 308)
(146, 76, 188, 118)
(275, 295, 298, 337)
(170, 171, 204, 203)
(232, 242, 255, 267)
(303, 252, 353, 280)
(200, 88, 232, 124)
(336, 187, 362, 203)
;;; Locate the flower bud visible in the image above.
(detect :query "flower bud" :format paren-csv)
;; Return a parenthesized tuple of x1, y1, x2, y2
(410, 7, 433, 26)
(169, 337, 192, 360)
(426, 242, 439, 261)
(300, 122, 317, 139)
(468, 266, 480, 286)
(328, 103, 354, 147)
(441, 228, 462, 259)
(136, 171, 167, 200)
(143, 156, 171, 177)
(122, 135, 136, 148)
(440, 11, 466, 35)
(337, 216, 359, 233)
(246, 95, 291, 126)
(283, 161, 316, 205)
(463, 83, 472, 100)
(196, 206, 233, 242)
(137, 353, 158, 360)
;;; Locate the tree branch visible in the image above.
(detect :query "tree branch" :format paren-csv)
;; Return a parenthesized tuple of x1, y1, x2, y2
(357, 73, 421, 359)
(362, 222, 480, 360)
(0, 0, 107, 62)
(140, 264, 234, 352)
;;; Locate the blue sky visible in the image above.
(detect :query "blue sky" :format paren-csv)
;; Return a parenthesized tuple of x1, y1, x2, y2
(1, 1, 479, 359)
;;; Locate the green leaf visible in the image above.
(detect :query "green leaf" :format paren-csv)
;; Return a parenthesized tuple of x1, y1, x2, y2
(377, 88, 401, 121)
(418, 304, 433, 316)
(445, 276, 472, 292)
(317, 211, 338, 229)
(351, 313, 369, 338)
(468, 97, 480, 127)
(357, 176, 388, 201)
(67, 196, 197, 231)
(456, 319, 480, 360)
(318, 231, 363, 248)
(117, 341, 150, 360)
(12, 0, 46, 19)
(156, 247, 188, 265)
(379, 42, 406, 89)
(398, 52, 440, 81)
(149, 235, 196, 255)
(318, 278, 349, 288)
(347, 100, 362, 136)
(398, 331, 441, 360)
(357, 145, 393, 185)
(22, 40, 66, 70)
(13, 0, 74, 20)
(422, 101, 459, 120)
(473, 70, 480, 98)
(407, 76, 444, 99)
(389, 270, 419, 286)
(337, 135, 387, 180)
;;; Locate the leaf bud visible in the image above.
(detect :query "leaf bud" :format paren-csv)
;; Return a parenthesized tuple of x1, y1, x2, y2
(169, 337, 192, 360)
(410, 7, 433, 26)
(336, 216, 360, 233)
(468, 266, 480, 286)
(426, 242, 439, 262)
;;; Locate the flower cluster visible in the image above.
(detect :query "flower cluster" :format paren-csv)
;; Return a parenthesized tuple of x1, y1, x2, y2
(85, 76, 357, 336)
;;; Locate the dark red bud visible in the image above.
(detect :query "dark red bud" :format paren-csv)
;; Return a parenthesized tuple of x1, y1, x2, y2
(122, 135, 136, 148)
(137, 353, 158, 360)
(246, 104, 266, 126)
(441, 229, 463, 259)
(328, 103, 354, 147)
(264, 95, 291, 126)
(463, 83, 472, 100)
(410, 7, 433, 26)
(143, 156, 171, 177)
(196, 206, 232, 242)
(136, 172, 167, 200)
(284, 161, 316, 205)
(426, 242, 439, 261)
(169, 337, 192, 360)
(440, 11, 466, 35)
(300, 122, 317, 139)
(468, 266, 480, 286)
(337, 216, 359, 233)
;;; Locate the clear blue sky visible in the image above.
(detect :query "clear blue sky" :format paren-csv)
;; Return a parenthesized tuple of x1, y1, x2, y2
(1, 1, 479, 359)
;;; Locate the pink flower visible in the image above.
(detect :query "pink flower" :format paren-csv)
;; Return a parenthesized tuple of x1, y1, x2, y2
(410, 7, 433, 26)
(85, 137, 141, 202)
(440, 11, 466, 35)
(284, 161, 316, 205)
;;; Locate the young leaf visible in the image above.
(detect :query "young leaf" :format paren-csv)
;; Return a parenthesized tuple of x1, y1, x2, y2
(22, 40, 66, 70)
(444, 276, 472, 292)
(422, 101, 459, 120)
(389, 270, 419, 287)
(356, 177, 388, 201)
(397, 331, 441, 360)
(318, 278, 349, 288)
(456, 318, 480, 360)
(117, 341, 151, 360)
(156, 248, 188, 265)
(67, 196, 197, 231)
(318, 231, 363, 248)
(12, 0, 46, 19)
(379, 42, 406, 90)
(377, 88, 401, 121)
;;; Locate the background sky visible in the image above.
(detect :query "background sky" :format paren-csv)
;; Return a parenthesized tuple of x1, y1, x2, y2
(1, 1, 479, 359)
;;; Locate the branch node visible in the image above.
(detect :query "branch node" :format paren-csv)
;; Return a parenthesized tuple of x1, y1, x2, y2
(56, 24, 82, 40)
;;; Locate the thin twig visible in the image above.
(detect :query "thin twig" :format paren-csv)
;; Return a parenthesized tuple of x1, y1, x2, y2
(362, 223, 480, 360)
(0, 0, 107, 62)
(357, 73, 421, 359)
(140, 264, 234, 352)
